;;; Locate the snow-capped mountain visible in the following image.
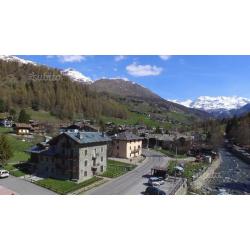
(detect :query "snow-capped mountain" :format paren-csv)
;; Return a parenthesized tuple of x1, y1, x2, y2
(61, 68, 92, 84)
(172, 99, 193, 108)
(170, 96, 250, 118)
(172, 96, 250, 111)
(0, 55, 37, 65)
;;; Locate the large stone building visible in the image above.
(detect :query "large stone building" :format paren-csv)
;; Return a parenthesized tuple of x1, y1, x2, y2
(28, 132, 111, 182)
(111, 132, 143, 159)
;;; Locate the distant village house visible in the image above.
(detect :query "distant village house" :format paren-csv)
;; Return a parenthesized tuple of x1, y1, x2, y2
(110, 132, 143, 159)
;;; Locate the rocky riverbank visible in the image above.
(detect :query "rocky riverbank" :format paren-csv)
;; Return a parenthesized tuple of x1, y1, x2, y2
(189, 155, 221, 193)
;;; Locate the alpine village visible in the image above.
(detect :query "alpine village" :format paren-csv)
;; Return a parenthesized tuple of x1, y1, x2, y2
(0, 56, 250, 195)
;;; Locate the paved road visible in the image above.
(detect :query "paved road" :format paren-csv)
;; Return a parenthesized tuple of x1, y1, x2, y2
(85, 149, 169, 195)
(205, 148, 250, 194)
(0, 175, 56, 195)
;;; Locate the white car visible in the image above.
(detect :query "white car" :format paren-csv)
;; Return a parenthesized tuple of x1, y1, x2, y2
(0, 170, 10, 178)
(148, 177, 165, 186)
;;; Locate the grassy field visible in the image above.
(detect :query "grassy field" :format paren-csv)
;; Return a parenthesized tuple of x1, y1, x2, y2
(35, 176, 102, 194)
(167, 112, 195, 124)
(101, 160, 136, 178)
(7, 135, 33, 163)
(0, 126, 33, 164)
(26, 108, 62, 123)
(102, 112, 163, 128)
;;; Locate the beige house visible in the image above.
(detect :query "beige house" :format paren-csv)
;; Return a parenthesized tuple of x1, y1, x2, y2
(111, 132, 143, 159)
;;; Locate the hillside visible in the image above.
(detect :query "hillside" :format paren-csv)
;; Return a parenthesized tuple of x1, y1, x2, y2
(91, 78, 210, 119)
(0, 57, 209, 129)
(92, 78, 160, 99)
(0, 59, 128, 121)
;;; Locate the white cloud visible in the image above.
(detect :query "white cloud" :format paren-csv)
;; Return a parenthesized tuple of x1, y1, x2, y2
(126, 62, 163, 77)
(57, 55, 86, 63)
(114, 55, 126, 61)
(159, 55, 172, 60)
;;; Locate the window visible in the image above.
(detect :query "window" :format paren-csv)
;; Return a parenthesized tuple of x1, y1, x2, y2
(85, 160, 87, 166)
(117, 146, 119, 150)
(101, 147, 103, 152)
(100, 166, 103, 172)
(85, 149, 87, 156)
(101, 156, 103, 162)
(84, 171, 88, 176)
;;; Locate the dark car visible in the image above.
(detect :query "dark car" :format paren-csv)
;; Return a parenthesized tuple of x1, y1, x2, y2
(144, 186, 166, 195)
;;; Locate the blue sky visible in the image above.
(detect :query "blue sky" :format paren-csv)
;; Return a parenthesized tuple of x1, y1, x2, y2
(18, 55, 250, 100)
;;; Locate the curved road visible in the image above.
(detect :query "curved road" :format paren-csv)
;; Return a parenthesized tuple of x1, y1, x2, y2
(85, 149, 169, 195)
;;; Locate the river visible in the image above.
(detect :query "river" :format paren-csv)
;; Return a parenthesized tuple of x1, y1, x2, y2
(202, 148, 250, 195)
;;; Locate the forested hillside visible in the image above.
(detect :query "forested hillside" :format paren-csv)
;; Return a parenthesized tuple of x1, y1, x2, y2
(226, 113, 250, 146)
(0, 60, 128, 120)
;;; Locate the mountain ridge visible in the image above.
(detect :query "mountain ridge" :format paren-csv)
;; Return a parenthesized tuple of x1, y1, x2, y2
(171, 96, 250, 117)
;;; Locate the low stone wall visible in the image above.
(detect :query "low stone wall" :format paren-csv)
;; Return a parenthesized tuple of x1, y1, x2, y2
(189, 157, 221, 191)
(174, 180, 188, 195)
(168, 177, 188, 195)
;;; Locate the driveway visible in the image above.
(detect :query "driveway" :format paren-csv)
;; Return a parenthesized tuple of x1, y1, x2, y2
(0, 175, 56, 195)
(85, 149, 169, 195)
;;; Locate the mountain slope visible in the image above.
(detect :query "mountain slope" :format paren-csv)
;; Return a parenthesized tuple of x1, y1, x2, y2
(92, 78, 159, 99)
(91, 78, 210, 120)
(233, 103, 250, 117)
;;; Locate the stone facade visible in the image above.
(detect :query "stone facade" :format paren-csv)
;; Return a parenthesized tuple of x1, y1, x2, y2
(29, 132, 110, 182)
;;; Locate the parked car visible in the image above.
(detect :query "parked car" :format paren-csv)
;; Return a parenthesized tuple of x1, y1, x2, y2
(148, 177, 165, 186)
(144, 186, 166, 195)
(0, 170, 9, 178)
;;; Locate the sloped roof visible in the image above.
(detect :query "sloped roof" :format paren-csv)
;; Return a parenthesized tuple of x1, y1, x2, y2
(14, 123, 32, 129)
(63, 132, 111, 144)
(112, 132, 142, 141)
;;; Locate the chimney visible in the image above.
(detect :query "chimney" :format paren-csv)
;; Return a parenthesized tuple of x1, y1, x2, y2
(77, 132, 84, 140)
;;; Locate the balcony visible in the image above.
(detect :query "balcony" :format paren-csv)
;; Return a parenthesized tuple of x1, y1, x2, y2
(92, 153, 99, 159)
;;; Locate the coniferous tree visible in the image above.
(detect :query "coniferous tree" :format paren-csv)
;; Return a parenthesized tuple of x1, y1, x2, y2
(0, 135, 13, 167)
(18, 109, 31, 123)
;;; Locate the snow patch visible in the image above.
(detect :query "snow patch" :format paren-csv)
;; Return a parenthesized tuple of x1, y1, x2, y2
(0, 55, 37, 65)
(61, 68, 92, 84)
